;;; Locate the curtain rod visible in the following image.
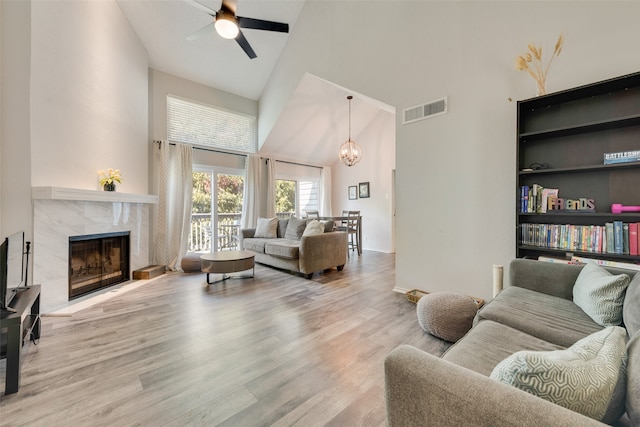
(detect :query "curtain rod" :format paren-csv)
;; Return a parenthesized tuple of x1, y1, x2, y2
(153, 140, 247, 158)
(274, 159, 323, 170)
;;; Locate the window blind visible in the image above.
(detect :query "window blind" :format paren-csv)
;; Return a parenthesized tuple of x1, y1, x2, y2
(167, 95, 256, 153)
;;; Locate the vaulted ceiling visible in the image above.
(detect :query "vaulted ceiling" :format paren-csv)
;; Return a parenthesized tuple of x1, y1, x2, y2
(117, 0, 393, 166)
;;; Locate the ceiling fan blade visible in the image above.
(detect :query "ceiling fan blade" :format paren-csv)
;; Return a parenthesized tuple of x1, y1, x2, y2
(237, 16, 289, 33)
(235, 30, 257, 59)
(186, 22, 215, 41)
(184, 0, 218, 15)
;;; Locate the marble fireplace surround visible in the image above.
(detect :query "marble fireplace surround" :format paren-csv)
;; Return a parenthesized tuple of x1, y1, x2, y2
(32, 187, 158, 313)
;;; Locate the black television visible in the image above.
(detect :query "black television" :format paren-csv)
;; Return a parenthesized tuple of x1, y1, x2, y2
(0, 231, 25, 312)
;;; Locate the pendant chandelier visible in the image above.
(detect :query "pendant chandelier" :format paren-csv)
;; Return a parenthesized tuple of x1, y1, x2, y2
(339, 95, 362, 167)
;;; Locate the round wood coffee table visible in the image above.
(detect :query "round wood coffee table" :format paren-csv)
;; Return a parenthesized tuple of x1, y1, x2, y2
(200, 250, 255, 284)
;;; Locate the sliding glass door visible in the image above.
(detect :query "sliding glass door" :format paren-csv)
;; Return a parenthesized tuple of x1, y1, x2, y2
(191, 166, 244, 252)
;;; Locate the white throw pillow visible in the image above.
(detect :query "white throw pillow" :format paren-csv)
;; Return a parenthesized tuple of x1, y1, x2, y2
(302, 220, 325, 236)
(573, 263, 630, 326)
(490, 326, 628, 421)
(254, 217, 278, 238)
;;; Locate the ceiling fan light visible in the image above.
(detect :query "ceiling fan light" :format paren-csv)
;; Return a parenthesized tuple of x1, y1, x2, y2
(215, 13, 239, 39)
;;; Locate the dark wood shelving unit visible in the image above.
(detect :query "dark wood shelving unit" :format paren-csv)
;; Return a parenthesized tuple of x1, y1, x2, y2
(516, 71, 640, 263)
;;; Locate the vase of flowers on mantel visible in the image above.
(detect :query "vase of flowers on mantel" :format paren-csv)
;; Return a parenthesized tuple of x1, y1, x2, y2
(98, 168, 122, 192)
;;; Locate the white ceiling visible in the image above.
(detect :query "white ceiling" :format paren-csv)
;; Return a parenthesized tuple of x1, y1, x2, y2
(263, 74, 395, 166)
(117, 0, 305, 100)
(117, 0, 393, 166)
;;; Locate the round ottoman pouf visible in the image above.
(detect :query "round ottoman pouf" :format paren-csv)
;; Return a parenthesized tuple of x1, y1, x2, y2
(416, 292, 478, 342)
(181, 252, 202, 273)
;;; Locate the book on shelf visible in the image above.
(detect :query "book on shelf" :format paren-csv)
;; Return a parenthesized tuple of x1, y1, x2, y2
(630, 223, 639, 256)
(603, 150, 640, 165)
(520, 221, 640, 256)
(570, 256, 640, 271)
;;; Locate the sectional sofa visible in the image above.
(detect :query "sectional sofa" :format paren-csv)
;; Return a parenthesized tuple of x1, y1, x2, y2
(385, 258, 640, 426)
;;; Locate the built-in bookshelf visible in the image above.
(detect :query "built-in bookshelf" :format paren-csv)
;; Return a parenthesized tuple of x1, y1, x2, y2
(516, 71, 640, 264)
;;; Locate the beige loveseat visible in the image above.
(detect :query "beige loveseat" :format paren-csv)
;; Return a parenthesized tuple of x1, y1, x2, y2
(240, 217, 347, 278)
(385, 258, 640, 426)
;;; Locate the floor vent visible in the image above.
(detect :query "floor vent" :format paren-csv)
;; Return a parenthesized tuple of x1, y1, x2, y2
(402, 97, 447, 125)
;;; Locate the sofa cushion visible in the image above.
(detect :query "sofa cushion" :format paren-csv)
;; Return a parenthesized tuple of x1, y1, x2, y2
(303, 220, 325, 237)
(477, 286, 603, 347)
(242, 238, 268, 254)
(264, 239, 300, 259)
(490, 326, 627, 422)
(627, 331, 640, 426)
(623, 273, 640, 337)
(443, 320, 565, 376)
(284, 217, 308, 240)
(573, 263, 630, 326)
(320, 220, 334, 233)
(254, 217, 278, 238)
(277, 219, 289, 238)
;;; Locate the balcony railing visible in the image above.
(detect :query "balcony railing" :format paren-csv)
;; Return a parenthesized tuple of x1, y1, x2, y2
(190, 212, 295, 253)
(189, 212, 241, 253)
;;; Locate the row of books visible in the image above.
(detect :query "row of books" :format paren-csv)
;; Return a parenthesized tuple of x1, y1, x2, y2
(520, 221, 640, 256)
(538, 255, 640, 271)
(520, 184, 558, 213)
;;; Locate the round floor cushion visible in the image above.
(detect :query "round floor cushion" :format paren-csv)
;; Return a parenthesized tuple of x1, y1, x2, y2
(417, 292, 478, 342)
(181, 252, 202, 273)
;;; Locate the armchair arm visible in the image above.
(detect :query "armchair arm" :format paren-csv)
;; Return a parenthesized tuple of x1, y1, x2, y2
(384, 345, 604, 427)
(239, 228, 255, 250)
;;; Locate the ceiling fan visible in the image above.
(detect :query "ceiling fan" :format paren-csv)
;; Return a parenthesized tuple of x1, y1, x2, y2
(185, 0, 289, 59)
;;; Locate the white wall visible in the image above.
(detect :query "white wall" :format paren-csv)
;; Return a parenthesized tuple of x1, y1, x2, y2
(1, 1, 32, 240)
(331, 109, 395, 253)
(261, 1, 640, 300)
(29, 0, 149, 194)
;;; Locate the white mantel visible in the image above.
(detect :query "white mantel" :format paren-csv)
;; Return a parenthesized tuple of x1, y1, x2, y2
(31, 187, 156, 313)
(32, 186, 158, 204)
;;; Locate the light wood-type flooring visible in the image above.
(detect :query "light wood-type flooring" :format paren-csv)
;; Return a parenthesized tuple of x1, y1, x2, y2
(1, 251, 450, 426)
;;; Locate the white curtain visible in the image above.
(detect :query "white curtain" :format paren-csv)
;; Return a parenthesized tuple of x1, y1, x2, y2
(241, 155, 276, 228)
(241, 154, 261, 229)
(320, 166, 332, 216)
(153, 141, 193, 271)
(265, 157, 276, 218)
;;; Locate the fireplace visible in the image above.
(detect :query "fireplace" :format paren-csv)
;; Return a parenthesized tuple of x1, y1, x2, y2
(68, 231, 130, 299)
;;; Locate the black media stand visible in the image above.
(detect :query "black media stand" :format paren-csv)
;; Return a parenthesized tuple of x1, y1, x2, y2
(1, 285, 41, 395)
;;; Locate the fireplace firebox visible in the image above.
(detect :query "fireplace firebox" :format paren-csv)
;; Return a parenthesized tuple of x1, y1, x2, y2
(68, 231, 130, 299)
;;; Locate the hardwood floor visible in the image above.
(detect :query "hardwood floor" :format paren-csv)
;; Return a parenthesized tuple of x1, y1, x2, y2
(0, 251, 450, 426)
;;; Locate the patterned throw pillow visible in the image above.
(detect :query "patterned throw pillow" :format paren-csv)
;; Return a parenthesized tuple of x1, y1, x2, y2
(254, 217, 278, 238)
(490, 326, 628, 421)
(573, 263, 630, 326)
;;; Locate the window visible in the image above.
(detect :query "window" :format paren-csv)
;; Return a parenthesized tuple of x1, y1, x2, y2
(190, 166, 244, 252)
(275, 161, 321, 218)
(167, 95, 256, 153)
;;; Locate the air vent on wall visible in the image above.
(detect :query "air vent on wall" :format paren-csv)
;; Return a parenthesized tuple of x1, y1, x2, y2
(402, 97, 447, 125)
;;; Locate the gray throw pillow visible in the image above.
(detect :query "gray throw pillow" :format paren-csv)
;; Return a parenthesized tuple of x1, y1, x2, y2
(284, 217, 308, 240)
(490, 326, 628, 422)
(254, 217, 278, 238)
(573, 263, 630, 326)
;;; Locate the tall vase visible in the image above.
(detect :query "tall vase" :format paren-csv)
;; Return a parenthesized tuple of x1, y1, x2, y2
(103, 182, 116, 192)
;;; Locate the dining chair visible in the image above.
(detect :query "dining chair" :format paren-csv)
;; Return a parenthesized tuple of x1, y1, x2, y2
(336, 210, 360, 256)
(305, 210, 319, 219)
